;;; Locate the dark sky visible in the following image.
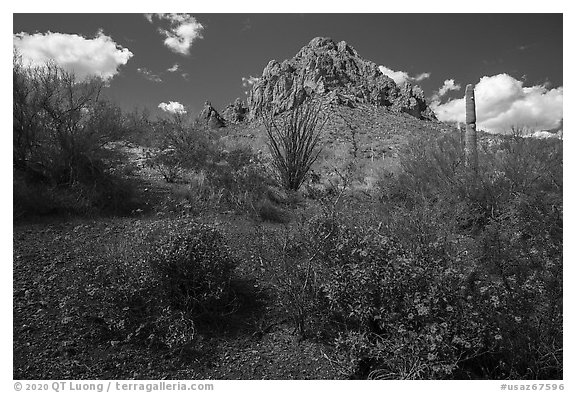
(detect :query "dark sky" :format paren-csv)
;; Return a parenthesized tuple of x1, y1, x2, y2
(13, 13, 563, 118)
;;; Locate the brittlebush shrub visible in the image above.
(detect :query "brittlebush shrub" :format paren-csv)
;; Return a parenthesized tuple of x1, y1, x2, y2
(147, 222, 236, 314)
(49, 220, 205, 353)
(312, 217, 561, 379)
(330, 131, 562, 379)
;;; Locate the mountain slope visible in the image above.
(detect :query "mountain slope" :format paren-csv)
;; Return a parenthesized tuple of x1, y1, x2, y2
(247, 37, 436, 120)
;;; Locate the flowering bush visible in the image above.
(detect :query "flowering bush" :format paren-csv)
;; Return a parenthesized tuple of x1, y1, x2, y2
(147, 222, 237, 314)
(328, 130, 563, 379)
(313, 217, 561, 378)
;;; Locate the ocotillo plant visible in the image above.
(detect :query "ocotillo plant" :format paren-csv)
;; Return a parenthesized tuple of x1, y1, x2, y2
(464, 84, 478, 172)
(263, 97, 328, 191)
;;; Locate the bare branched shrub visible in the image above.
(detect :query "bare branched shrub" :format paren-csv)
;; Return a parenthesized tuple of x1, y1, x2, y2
(13, 52, 124, 185)
(13, 51, 138, 217)
(263, 98, 328, 191)
(254, 221, 331, 338)
(147, 113, 220, 183)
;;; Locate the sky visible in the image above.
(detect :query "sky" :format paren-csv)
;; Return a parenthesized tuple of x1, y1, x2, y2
(12, 13, 563, 133)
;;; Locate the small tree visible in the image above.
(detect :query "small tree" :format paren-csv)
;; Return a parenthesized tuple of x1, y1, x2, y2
(263, 98, 328, 191)
(13, 52, 125, 184)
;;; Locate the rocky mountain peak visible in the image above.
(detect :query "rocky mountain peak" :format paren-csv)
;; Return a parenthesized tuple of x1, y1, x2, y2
(222, 98, 249, 124)
(198, 101, 226, 129)
(248, 37, 435, 120)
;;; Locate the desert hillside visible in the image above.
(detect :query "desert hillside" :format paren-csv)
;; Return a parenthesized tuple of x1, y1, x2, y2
(13, 25, 563, 382)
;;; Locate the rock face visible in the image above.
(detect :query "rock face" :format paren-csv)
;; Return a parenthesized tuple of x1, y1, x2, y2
(248, 37, 436, 120)
(198, 101, 226, 128)
(222, 98, 249, 123)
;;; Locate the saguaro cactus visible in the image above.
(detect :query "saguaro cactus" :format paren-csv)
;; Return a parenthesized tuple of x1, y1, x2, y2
(464, 84, 478, 172)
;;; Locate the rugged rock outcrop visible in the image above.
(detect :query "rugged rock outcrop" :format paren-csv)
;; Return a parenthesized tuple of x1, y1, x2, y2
(198, 101, 226, 128)
(248, 37, 436, 120)
(222, 98, 249, 123)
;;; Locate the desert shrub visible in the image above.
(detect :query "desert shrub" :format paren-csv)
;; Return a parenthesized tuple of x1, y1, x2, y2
(85, 174, 139, 214)
(65, 219, 241, 354)
(14, 170, 138, 220)
(336, 130, 563, 379)
(468, 191, 562, 379)
(148, 113, 221, 183)
(378, 130, 562, 239)
(309, 216, 561, 379)
(224, 145, 255, 170)
(263, 97, 328, 190)
(154, 145, 275, 217)
(256, 213, 383, 339)
(13, 52, 137, 218)
(37, 220, 209, 357)
(157, 176, 225, 217)
(147, 306, 196, 351)
(320, 238, 484, 379)
(384, 196, 461, 260)
(147, 222, 237, 314)
(255, 199, 290, 224)
(13, 55, 126, 185)
(377, 132, 466, 208)
(265, 186, 289, 205)
(13, 174, 59, 217)
(206, 146, 275, 212)
(255, 222, 329, 337)
(122, 107, 156, 147)
(148, 149, 185, 183)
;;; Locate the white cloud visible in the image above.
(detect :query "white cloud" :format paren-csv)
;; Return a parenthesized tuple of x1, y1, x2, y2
(242, 76, 259, 88)
(437, 79, 461, 98)
(431, 73, 563, 133)
(137, 67, 162, 83)
(13, 31, 133, 81)
(414, 72, 431, 81)
(378, 65, 430, 86)
(158, 101, 187, 114)
(146, 14, 203, 55)
(167, 63, 180, 72)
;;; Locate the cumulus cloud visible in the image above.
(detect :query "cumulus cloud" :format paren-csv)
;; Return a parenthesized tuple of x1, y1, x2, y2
(167, 63, 179, 72)
(13, 31, 133, 81)
(437, 79, 461, 98)
(378, 65, 430, 86)
(158, 101, 187, 114)
(137, 67, 162, 83)
(431, 73, 563, 133)
(414, 72, 431, 81)
(145, 14, 203, 55)
(242, 76, 259, 88)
